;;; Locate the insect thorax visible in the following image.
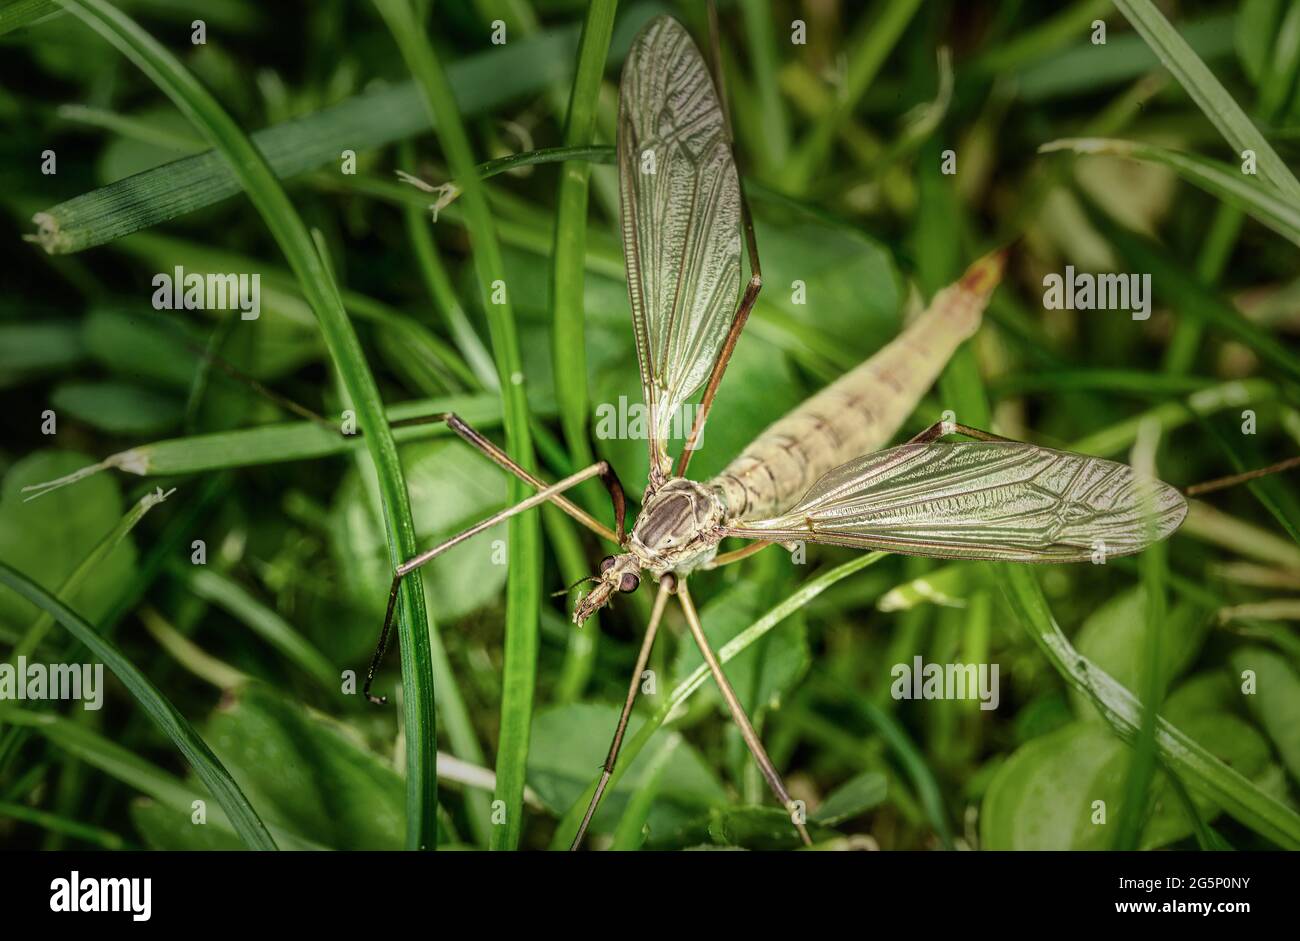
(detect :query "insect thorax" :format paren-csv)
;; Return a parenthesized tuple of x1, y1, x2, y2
(628, 478, 726, 575)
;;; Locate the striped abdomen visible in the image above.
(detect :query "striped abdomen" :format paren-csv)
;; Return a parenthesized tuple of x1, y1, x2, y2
(709, 252, 1004, 521)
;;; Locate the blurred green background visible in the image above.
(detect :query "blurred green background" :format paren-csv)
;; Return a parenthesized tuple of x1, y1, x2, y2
(1, 0, 1300, 851)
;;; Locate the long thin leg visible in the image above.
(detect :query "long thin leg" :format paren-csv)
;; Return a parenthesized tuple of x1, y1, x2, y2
(364, 460, 612, 704)
(391, 412, 626, 544)
(906, 420, 1016, 446)
(675, 1, 761, 480)
(676, 580, 813, 847)
(569, 577, 675, 850)
(705, 539, 773, 569)
(160, 330, 629, 542)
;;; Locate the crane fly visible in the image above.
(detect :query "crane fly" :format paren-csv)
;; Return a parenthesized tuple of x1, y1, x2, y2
(21, 8, 1295, 853)
(362, 13, 1192, 851)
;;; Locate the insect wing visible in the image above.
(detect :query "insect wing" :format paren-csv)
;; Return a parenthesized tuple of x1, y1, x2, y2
(725, 441, 1188, 562)
(618, 16, 742, 482)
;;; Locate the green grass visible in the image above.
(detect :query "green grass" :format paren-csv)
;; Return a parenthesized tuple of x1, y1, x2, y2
(0, 563, 277, 848)
(374, 0, 541, 851)
(52, 0, 439, 848)
(4, 0, 1300, 855)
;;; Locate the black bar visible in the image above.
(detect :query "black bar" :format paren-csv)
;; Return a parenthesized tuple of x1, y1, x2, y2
(2, 850, 1282, 927)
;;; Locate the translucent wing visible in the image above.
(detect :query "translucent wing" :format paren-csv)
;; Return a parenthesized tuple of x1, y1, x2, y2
(618, 16, 742, 484)
(724, 441, 1188, 562)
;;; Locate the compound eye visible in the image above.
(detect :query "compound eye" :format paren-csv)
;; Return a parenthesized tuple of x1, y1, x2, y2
(618, 572, 640, 594)
(599, 555, 617, 573)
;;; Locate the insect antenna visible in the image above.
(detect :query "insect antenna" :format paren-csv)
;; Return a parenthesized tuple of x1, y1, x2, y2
(552, 575, 599, 598)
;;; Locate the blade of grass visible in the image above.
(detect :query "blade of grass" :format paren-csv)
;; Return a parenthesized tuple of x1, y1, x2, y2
(0, 0, 61, 34)
(0, 799, 131, 850)
(738, 0, 792, 178)
(1041, 138, 1300, 247)
(551, 1, 614, 471)
(812, 673, 954, 848)
(1258, 1, 1300, 119)
(0, 563, 277, 849)
(1162, 12, 1300, 374)
(1113, 419, 1168, 849)
(1182, 502, 1300, 570)
(4, 707, 322, 848)
(55, 0, 439, 848)
(1112, 0, 1300, 200)
(1194, 415, 1300, 547)
(19, 392, 504, 497)
(1066, 379, 1276, 457)
(544, 0, 618, 705)
(423, 621, 494, 848)
(784, 0, 923, 191)
(993, 369, 1213, 397)
(1085, 206, 1300, 386)
(915, 149, 992, 430)
(25, 16, 638, 253)
(400, 141, 499, 391)
(7, 485, 171, 664)
(401, 144, 616, 223)
(0, 475, 229, 783)
(1001, 565, 1300, 848)
(322, 171, 627, 281)
(139, 606, 248, 691)
(114, 232, 478, 394)
(552, 552, 888, 849)
(53, 102, 205, 153)
(177, 566, 337, 691)
(610, 733, 679, 850)
(969, 0, 1112, 75)
(373, 0, 541, 852)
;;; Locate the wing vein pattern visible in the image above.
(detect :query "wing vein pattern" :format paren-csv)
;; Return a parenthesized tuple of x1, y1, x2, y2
(726, 441, 1187, 562)
(618, 15, 741, 482)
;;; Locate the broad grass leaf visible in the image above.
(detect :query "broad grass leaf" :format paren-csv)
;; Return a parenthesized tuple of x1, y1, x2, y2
(982, 722, 1132, 849)
(0, 322, 83, 388)
(1235, 0, 1285, 85)
(1230, 646, 1300, 785)
(812, 770, 888, 826)
(1068, 587, 1208, 721)
(985, 683, 1274, 849)
(204, 684, 404, 850)
(130, 799, 247, 851)
(95, 107, 204, 182)
(527, 702, 726, 839)
(82, 307, 200, 390)
(329, 439, 507, 660)
(753, 216, 902, 357)
(51, 380, 184, 435)
(0, 451, 135, 630)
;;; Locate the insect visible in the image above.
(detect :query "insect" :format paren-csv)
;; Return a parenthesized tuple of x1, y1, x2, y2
(20, 7, 1294, 853)
(358, 14, 1196, 851)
